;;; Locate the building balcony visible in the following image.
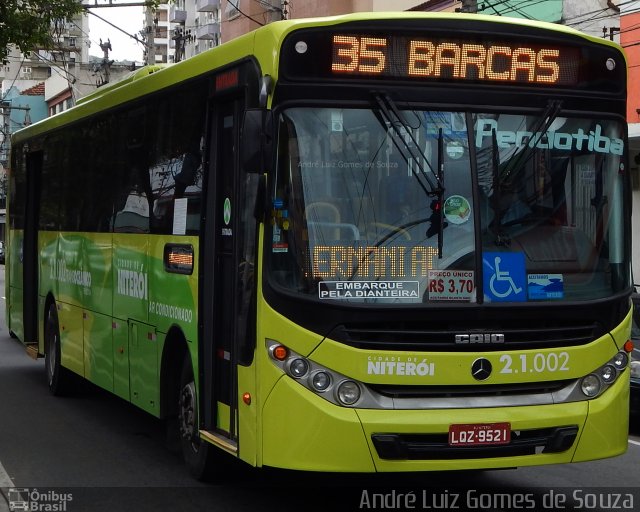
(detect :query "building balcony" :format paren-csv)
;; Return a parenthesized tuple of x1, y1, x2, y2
(169, 6, 186, 23)
(196, 22, 220, 40)
(197, 0, 220, 12)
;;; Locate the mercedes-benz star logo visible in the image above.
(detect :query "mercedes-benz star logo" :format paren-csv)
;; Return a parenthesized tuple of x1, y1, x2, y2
(471, 358, 492, 381)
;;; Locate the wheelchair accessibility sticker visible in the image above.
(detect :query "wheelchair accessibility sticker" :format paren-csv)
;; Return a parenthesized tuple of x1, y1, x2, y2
(483, 252, 526, 302)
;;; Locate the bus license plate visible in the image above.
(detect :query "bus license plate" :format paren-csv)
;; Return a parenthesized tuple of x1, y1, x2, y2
(448, 422, 511, 446)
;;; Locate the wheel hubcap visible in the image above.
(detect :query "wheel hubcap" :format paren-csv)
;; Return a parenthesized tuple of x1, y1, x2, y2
(46, 317, 57, 384)
(178, 381, 197, 442)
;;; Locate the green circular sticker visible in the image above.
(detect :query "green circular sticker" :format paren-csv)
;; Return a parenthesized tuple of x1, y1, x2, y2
(223, 197, 231, 225)
(444, 195, 471, 225)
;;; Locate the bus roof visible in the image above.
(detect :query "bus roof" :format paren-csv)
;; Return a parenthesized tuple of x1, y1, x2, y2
(11, 11, 623, 144)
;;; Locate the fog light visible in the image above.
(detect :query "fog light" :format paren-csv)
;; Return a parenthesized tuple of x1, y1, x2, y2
(311, 371, 331, 392)
(289, 358, 309, 378)
(581, 374, 601, 397)
(336, 380, 361, 405)
(631, 361, 640, 380)
(612, 351, 628, 370)
(600, 364, 616, 384)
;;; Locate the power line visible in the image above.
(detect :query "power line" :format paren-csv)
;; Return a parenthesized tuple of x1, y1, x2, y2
(565, 3, 640, 27)
(563, 0, 637, 26)
(227, 0, 265, 27)
(0, 56, 26, 102)
(86, 8, 148, 49)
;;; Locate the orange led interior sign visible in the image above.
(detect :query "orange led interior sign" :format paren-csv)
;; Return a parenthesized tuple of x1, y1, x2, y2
(331, 35, 576, 85)
(306, 245, 439, 279)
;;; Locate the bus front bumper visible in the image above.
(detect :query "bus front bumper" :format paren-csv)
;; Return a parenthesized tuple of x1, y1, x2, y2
(260, 374, 629, 472)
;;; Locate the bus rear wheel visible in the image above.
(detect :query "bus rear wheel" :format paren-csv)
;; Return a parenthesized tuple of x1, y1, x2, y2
(178, 353, 216, 480)
(44, 303, 72, 396)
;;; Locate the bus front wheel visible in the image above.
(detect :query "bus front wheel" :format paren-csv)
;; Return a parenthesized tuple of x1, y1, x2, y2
(178, 353, 215, 480)
(44, 303, 72, 396)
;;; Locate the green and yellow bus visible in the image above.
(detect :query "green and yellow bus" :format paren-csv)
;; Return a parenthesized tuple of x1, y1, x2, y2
(6, 12, 634, 478)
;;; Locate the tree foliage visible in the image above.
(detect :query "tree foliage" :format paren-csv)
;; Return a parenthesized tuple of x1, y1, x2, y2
(0, 0, 85, 62)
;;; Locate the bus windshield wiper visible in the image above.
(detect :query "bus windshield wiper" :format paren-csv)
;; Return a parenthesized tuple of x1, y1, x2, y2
(490, 127, 509, 246)
(373, 92, 444, 195)
(373, 92, 446, 256)
(490, 99, 562, 245)
(501, 99, 563, 181)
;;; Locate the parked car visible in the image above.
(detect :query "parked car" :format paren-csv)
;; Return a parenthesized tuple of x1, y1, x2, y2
(630, 294, 640, 417)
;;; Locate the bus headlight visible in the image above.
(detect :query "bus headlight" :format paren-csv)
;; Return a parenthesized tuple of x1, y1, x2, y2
(581, 375, 601, 397)
(579, 349, 629, 398)
(289, 358, 309, 378)
(311, 371, 331, 392)
(266, 340, 366, 408)
(336, 381, 361, 406)
(599, 365, 616, 384)
(612, 351, 628, 370)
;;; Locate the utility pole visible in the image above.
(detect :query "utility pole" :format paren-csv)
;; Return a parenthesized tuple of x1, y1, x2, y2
(144, 8, 156, 65)
(83, 1, 153, 64)
(172, 27, 194, 63)
(602, 26, 620, 41)
(173, 27, 185, 63)
(1, 103, 32, 127)
(97, 38, 113, 86)
(0, 102, 31, 178)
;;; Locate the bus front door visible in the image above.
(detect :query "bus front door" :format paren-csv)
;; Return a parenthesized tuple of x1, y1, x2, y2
(23, 150, 42, 353)
(201, 97, 244, 450)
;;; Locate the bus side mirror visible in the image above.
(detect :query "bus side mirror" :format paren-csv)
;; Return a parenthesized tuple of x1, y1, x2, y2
(241, 109, 273, 174)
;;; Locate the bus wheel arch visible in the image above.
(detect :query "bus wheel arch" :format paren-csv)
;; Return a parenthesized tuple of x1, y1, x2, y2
(177, 346, 216, 480)
(159, 328, 215, 480)
(159, 327, 188, 420)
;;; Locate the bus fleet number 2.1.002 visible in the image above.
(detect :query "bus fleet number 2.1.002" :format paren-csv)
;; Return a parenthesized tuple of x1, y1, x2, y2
(499, 352, 570, 374)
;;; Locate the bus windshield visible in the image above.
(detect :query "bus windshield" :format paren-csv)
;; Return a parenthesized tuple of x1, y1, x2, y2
(268, 107, 627, 304)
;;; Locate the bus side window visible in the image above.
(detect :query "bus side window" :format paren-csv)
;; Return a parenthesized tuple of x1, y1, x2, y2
(147, 80, 207, 235)
(112, 107, 152, 233)
(80, 115, 121, 233)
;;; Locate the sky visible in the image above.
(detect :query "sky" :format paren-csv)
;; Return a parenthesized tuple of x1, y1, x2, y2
(86, 5, 145, 62)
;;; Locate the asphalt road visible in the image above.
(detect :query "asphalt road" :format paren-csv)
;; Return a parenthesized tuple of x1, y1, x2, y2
(0, 266, 638, 512)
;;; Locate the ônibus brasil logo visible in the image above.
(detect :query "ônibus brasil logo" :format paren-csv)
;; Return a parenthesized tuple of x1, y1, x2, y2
(8, 488, 73, 511)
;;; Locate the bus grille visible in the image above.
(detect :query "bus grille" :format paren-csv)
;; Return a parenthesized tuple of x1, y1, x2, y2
(368, 380, 572, 399)
(372, 426, 579, 460)
(330, 320, 599, 351)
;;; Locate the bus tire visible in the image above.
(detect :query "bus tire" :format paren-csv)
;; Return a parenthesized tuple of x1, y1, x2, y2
(44, 303, 72, 396)
(178, 353, 216, 480)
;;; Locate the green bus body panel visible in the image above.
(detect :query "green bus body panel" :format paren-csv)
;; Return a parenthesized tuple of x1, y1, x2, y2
(35, 231, 198, 416)
(129, 320, 159, 415)
(83, 311, 114, 393)
(310, 336, 619, 385)
(7, 230, 25, 341)
(113, 319, 130, 401)
(56, 302, 83, 376)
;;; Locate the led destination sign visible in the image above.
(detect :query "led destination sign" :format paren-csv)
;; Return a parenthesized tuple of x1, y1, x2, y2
(331, 34, 580, 85)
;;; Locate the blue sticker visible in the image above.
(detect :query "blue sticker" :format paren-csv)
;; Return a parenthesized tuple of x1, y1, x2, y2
(528, 274, 564, 300)
(483, 252, 527, 302)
